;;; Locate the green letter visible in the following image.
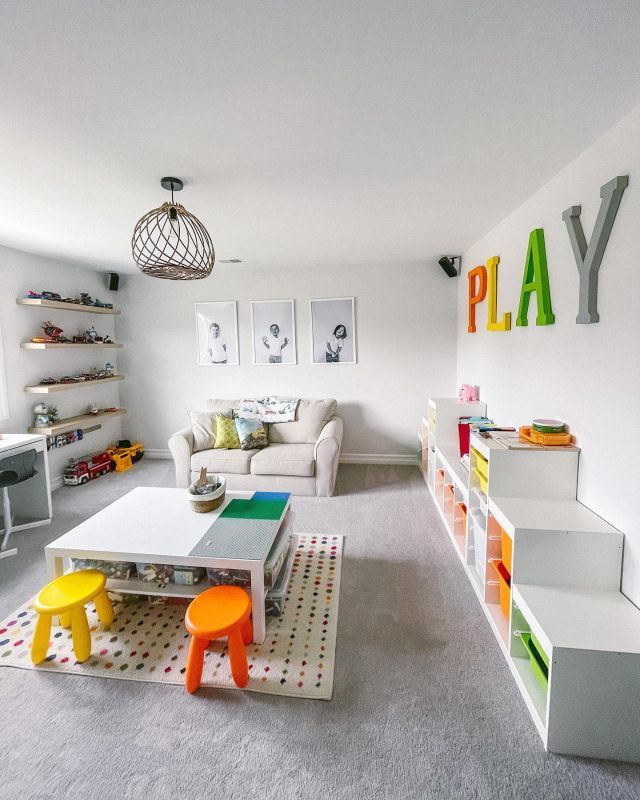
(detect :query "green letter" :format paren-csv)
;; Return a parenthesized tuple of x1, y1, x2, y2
(516, 228, 555, 326)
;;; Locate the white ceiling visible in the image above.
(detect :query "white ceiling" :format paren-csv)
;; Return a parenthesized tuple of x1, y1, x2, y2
(2, 1, 640, 274)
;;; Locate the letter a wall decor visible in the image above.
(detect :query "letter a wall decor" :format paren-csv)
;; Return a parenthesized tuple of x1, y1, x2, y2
(516, 228, 555, 327)
(562, 175, 628, 324)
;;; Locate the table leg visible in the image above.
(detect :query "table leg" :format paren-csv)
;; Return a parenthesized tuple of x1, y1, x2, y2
(250, 563, 266, 644)
(45, 550, 64, 582)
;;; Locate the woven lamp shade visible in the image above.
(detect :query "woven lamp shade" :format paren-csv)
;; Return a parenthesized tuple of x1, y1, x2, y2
(131, 201, 215, 280)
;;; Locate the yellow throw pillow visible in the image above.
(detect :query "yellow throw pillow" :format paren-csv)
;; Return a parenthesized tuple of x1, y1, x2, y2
(214, 415, 241, 449)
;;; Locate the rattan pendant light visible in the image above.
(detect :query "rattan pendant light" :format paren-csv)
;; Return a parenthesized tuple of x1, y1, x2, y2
(131, 177, 215, 280)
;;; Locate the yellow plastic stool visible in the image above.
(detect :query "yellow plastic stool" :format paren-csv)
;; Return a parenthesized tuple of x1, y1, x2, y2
(31, 569, 114, 665)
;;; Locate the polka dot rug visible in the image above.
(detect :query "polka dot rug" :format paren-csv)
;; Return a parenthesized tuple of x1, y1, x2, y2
(0, 534, 342, 700)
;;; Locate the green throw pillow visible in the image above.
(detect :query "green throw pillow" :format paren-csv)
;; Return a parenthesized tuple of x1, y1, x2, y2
(214, 415, 241, 449)
(235, 417, 269, 450)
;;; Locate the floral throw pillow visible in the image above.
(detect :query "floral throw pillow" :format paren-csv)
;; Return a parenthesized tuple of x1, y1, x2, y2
(235, 417, 269, 450)
(213, 415, 241, 449)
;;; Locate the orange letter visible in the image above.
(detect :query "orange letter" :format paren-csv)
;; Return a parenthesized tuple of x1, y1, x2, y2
(468, 266, 487, 333)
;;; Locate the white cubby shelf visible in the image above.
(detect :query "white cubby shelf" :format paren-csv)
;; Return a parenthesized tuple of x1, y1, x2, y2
(423, 397, 640, 762)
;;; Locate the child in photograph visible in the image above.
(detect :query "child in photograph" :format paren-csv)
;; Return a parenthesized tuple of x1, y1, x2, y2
(208, 322, 227, 364)
(261, 323, 289, 363)
(326, 324, 347, 362)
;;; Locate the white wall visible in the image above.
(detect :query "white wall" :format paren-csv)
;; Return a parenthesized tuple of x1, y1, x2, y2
(457, 104, 640, 604)
(0, 246, 122, 482)
(117, 262, 458, 459)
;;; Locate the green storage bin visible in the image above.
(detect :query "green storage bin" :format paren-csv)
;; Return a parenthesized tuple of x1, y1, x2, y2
(520, 632, 549, 688)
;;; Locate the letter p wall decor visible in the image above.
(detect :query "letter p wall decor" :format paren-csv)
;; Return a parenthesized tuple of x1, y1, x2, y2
(562, 175, 628, 324)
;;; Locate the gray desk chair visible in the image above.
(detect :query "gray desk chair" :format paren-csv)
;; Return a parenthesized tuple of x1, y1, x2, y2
(0, 449, 38, 560)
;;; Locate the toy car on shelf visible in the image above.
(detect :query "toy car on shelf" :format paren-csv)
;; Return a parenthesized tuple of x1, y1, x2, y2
(63, 451, 113, 485)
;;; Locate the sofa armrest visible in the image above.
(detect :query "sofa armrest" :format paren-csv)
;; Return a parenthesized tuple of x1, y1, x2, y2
(168, 426, 194, 488)
(314, 415, 343, 497)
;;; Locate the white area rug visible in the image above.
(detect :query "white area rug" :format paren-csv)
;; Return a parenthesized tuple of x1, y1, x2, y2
(0, 533, 342, 700)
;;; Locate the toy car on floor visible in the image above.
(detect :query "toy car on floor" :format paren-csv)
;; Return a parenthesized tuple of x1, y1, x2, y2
(63, 451, 113, 485)
(106, 439, 144, 470)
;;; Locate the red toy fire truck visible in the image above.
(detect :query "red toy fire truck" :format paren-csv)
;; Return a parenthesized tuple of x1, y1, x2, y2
(63, 451, 113, 485)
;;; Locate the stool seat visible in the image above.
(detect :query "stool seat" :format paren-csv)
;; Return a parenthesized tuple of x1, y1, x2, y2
(31, 569, 114, 665)
(34, 569, 106, 615)
(184, 585, 253, 693)
(185, 585, 252, 638)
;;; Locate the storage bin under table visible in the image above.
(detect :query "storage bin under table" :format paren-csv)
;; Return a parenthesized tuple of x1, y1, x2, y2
(43, 487, 292, 644)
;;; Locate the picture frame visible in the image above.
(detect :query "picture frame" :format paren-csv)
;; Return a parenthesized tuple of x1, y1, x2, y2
(251, 299, 297, 365)
(309, 297, 357, 364)
(194, 301, 239, 366)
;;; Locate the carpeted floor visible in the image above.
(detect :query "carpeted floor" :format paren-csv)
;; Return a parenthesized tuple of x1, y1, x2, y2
(1, 461, 640, 800)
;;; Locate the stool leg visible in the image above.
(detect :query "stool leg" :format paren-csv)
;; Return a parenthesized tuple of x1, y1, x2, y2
(228, 626, 249, 688)
(71, 606, 91, 662)
(241, 616, 253, 645)
(94, 590, 114, 627)
(185, 635, 209, 694)
(59, 612, 71, 628)
(31, 613, 52, 665)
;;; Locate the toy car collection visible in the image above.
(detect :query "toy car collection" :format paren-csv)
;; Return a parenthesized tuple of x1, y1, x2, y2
(25, 290, 113, 309)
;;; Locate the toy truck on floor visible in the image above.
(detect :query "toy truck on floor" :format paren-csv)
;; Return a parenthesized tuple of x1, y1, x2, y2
(63, 451, 113, 485)
(105, 439, 144, 472)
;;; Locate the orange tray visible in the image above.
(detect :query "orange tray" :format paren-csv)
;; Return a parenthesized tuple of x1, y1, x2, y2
(519, 426, 574, 447)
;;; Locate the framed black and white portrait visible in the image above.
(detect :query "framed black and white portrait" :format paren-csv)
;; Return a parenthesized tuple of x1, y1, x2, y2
(310, 297, 356, 364)
(251, 300, 297, 365)
(195, 301, 239, 366)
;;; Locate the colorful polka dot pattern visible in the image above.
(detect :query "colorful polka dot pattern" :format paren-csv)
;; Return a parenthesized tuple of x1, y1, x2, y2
(0, 534, 342, 700)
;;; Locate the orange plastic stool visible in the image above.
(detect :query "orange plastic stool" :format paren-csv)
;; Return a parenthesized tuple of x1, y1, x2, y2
(184, 585, 252, 693)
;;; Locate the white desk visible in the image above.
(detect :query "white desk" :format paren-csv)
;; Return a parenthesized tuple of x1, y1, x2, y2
(45, 487, 291, 643)
(0, 433, 52, 532)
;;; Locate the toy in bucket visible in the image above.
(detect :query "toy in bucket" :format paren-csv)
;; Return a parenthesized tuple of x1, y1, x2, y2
(188, 468, 226, 513)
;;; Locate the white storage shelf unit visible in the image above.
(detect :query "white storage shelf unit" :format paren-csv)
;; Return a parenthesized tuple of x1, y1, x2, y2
(423, 398, 486, 557)
(425, 402, 640, 762)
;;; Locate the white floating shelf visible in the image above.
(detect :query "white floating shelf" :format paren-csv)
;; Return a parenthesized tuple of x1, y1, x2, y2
(24, 375, 125, 394)
(17, 298, 120, 314)
(21, 342, 123, 350)
(27, 409, 126, 435)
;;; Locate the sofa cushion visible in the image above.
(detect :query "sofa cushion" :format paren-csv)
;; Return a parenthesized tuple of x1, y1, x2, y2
(206, 399, 242, 415)
(268, 399, 337, 444)
(189, 410, 230, 452)
(250, 444, 315, 477)
(191, 448, 257, 475)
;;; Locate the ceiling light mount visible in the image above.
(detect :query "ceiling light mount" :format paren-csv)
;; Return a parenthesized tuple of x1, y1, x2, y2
(131, 177, 215, 280)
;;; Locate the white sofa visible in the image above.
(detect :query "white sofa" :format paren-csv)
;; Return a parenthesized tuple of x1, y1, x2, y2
(168, 398, 343, 497)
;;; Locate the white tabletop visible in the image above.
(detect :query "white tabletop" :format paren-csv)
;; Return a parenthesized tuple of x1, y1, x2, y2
(46, 487, 283, 564)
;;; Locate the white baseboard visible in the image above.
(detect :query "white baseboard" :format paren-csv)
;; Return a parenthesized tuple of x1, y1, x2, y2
(144, 448, 418, 466)
(339, 452, 419, 466)
(52, 449, 419, 479)
(144, 449, 172, 459)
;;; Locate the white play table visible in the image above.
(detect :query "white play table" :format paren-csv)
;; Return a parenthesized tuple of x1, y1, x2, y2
(44, 487, 291, 643)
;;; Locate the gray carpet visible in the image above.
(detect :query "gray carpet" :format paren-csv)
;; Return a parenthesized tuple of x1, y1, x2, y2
(1, 461, 639, 800)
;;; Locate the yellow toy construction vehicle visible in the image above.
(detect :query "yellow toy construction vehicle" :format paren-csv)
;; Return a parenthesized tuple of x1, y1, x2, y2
(106, 439, 144, 472)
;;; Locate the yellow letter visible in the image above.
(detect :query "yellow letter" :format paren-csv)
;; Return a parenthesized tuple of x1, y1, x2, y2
(486, 256, 511, 331)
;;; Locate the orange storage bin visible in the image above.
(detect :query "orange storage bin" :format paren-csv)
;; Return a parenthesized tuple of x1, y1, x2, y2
(490, 559, 511, 621)
(501, 529, 513, 575)
(519, 426, 574, 447)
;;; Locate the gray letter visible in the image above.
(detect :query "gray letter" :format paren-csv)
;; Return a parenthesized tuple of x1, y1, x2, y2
(562, 175, 628, 324)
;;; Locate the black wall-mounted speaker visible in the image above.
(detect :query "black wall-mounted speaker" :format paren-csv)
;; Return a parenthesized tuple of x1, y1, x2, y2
(107, 272, 120, 291)
(438, 256, 460, 278)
